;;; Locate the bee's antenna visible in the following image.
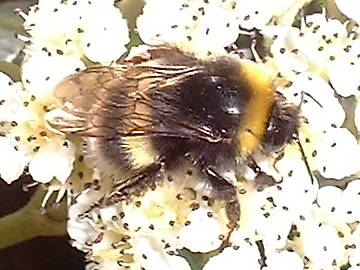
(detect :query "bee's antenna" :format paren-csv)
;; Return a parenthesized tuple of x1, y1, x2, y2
(293, 133, 315, 184)
(299, 91, 323, 109)
(294, 91, 321, 185)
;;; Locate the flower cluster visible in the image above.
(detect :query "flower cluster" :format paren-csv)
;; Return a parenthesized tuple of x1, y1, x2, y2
(1, 0, 360, 269)
(137, 0, 312, 57)
(0, 0, 129, 205)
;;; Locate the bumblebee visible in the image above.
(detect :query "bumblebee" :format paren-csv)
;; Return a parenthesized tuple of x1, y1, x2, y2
(47, 46, 301, 228)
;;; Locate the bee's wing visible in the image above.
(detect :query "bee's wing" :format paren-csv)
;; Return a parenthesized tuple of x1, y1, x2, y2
(49, 54, 220, 142)
(48, 66, 128, 137)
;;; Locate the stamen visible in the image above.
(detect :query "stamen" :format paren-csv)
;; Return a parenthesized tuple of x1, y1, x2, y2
(14, 8, 28, 20)
(22, 181, 39, 192)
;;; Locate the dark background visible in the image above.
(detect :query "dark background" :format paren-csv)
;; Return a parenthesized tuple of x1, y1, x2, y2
(0, 177, 84, 270)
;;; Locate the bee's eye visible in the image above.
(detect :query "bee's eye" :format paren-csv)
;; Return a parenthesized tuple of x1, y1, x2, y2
(263, 122, 289, 152)
(262, 104, 299, 153)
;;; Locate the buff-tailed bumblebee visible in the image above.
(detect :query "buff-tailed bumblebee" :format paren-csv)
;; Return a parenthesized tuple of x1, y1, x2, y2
(47, 46, 304, 229)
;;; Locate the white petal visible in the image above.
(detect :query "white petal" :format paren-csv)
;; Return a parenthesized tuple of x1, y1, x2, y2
(275, 144, 318, 204)
(177, 207, 226, 253)
(257, 208, 294, 250)
(355, 100, 360, 132)
(80, 4, 129, 63)
(0, 137, 30, 184)
(230, 183, 278, 244)
(272, 0, 312, 25)
(137, 0, 189, 46)
(67, 213, 98, 248)
(237, 0, 273, 30)
(203, 244, 260, 270)
(189, 4, 239, 50)
(316, 186, 346, 224)
(310, 128, 360, 179)
(300, 223, 345, 269)
(265, 26, 309, 79)
(335, 0, 360, 23)
(24, 3, 80, 53)
(348, 224, 360, 267)
(339, 180, 360, 223)
(317, 186, 342, 210)
(279, 72, 345, 130)
(28, 139, 76, 183)
(86, 261, 124, 270)
(67, 187, 111, 248)
(264, 250, 304, 270)
(0, 72, 13, 85)
(132, 237, 191, 270)
(37, 0, 62, 9)
(0, 74, 31, 122)
(137, 0, 239, 56)
(21, 52, 85, 103)
(328, 59, 360, 97)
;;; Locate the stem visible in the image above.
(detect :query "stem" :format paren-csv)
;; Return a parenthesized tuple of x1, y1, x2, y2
(117, 0, 144, 29)
(0, 187, 67, 250)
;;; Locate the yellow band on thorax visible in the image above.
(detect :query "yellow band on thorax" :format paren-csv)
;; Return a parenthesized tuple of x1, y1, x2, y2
(236, 60, 275, 158)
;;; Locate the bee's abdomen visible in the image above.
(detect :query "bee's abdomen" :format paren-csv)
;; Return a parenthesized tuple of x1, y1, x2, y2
(84, 134, 158, 178)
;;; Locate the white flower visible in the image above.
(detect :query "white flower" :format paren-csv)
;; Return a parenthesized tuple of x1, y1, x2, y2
(337, 180, 360, 224)
(137, 0, 240, 57)
(67, 180, 110, 250)
(118, 172, 231, 253)
(264, 10, 360, 93)
(276, 72, 360, 180)
(68, 169, 232, 268)
(137, 0, 309, 57)
(0, 136, 30, 184)
(257, 207, 294, 250)
(278, 72, 345, 130)
(131, 237, 191, 270)
(274, 144, 318, 211)
(0, 0, 130, 201)
(263, 26, 310, 79)
(203, 243, 261, 270)
(355, 100, 360, 132)
(263, 250, 304, 270)
(0, 73, 31, 123)
(298, 222, 346, 269)
(304, 127, 360, 179)
(229, 181, 278, 244)
(28, 138, 76, 184)
(0, 72, 76, 186)
(327, 38, 360, 97)
(316, 185, 345, 225)
(271, 0, 313, 25)
(20, 0, 129, 64)
(335, 0, 360, 24)
(177, 207, 227, 253)
(348, 224, 360, 268)
(21, 51, 85, 103)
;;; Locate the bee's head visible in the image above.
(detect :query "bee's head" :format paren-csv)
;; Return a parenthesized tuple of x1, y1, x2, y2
(261, 94, 300, 154)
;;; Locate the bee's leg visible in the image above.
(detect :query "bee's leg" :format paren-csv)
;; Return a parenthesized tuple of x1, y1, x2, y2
(103, 163, 163, 205)
(204, 167, 240, 241)
(247, 158, 279, 191)
(79, 163, 162, 219)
